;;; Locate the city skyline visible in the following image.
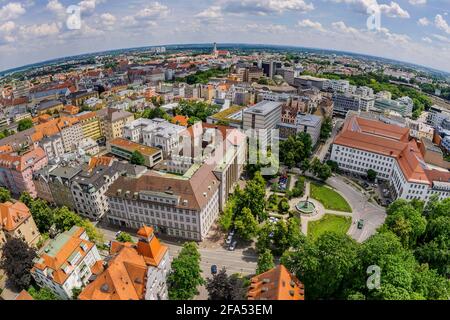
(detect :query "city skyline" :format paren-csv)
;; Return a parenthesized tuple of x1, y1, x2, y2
(0, 0, 450, 72)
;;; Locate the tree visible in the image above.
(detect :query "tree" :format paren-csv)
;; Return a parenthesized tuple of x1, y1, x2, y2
(0, 238, 37, 290)
(206, 268, 246, 300)
(277, 197, 290, 213)
(234, 207, 258, 241)
(72, 287, 82, 300)
(281, 233, 359, 300)
(25, 197, 54, 233)
(320, 117, 333, 141)
(256, 249, 275, 274)
(130, 150, 145, 165)
(385, 200, 427, 248)
(238, 171, 267, 222)
(116, 232, 133, 243)
(28, 287, 59, 300)
(168, 242, 205, 300)
(17, 118, 33, 132)
(218, 198, 235, 231)
(0, 187, 11, 202)
(279, 132, 313, 167)
(367, 169, 377, 182)
(310, 158, 332, 181)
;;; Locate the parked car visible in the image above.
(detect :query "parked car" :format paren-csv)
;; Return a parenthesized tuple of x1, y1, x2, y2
(211, 265, 218, 275)
(229, 241, 237, 251)
(115, 231, 122, 238)
(229, 229, 235, 237)
(225, 235, 233, 245)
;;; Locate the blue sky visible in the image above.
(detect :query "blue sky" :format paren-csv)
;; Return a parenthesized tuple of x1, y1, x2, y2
(0, 0, 450, 72)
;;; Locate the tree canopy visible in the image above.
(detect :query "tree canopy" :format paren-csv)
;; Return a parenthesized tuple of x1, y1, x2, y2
(205, 268, 247, 300)
(168, 242, 205, 300)
(0, 237, 37, 290)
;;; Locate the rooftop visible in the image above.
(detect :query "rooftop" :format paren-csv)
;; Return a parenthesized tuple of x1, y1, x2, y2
(248, 265, 305, 300)
(109, 138, 161, 156)
(244, 100, 282, 116)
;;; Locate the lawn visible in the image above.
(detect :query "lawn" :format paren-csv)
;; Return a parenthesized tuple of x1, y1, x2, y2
(308, 214, 352, 240)
(310, 182, 352, 212)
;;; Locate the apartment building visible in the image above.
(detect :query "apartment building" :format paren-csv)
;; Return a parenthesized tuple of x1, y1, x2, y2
(70, 161, 128, 220)
(31, 226, 102, 300)
(331, 116, 450, 202)
(123, 118, 186, 157)
(68, 90, 100, 107)
(374, 97, 414, 117)
(96, 108, 134, 140)
(0, 147, 48, 197)
(243, 100, 282, 144)
(77, 111, 103, 142)
(0, 201, 40, 246)
(35, 100, 64, 116)
(79, 226, 170, 300)
(107, 138, 163, 168)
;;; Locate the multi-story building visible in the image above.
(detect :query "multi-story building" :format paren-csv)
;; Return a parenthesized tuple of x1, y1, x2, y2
(278, 113, 322, 145)
(427, 105, 450, 128)
(247, 265, 305, 300)
(35, 100, 64, 116)
(77, 111, 103, 142)
(0, 147, 48, 197)
(68, 90, 100, 107)
(70, 160, 132, 220)
(107, 138, 163, 168)
(323, 79, 350, 93)
(374, 97, 413, 117)
(0, 201, 40, 246)
(123, 118, 186, 157)
(243, 100, 282, 144)
(106, 161, 220, 241)
(332, 93, 361, 117)
(331, 116, 450, 202)
(79, 226, 170, 300)
(31, 226, 103, 300)
(96, 108, 134, 141)
(48, 165, 83, 210)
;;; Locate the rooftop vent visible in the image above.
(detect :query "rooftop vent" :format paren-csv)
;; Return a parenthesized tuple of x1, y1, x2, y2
(289, 290, 295, 297)
(262, 278, 270, 284)
(100, 283, 110, 293)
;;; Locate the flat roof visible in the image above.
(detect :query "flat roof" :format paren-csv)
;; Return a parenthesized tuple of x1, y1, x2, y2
(110, 138, 161, 156)
(244, 101, 282, 116)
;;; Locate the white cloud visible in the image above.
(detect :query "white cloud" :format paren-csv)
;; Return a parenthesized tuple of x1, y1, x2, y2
(379, 2, 410, 18)
(432, 34, 450, 43)
(435, 14, 450, 34)
(297, 19, 326, 32)
(330, 0, 409, 18)
(332, 21, 360, 35)
(135, 2, 169, 19)
(0, 21, 15, 33)
(409, 0, 427, 5)
(0, 2, 26, 21)
(223, 0, 314, 16)
(20, 22, 60, 38)
(47, 0, 64, 13)
(100, 13, 116, 26)
(421, 37, 432, 43)
(418, 17, 430, 26)
(196, 6, 223, 19)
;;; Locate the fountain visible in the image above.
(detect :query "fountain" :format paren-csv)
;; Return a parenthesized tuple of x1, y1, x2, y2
(296, 196, 316, 215)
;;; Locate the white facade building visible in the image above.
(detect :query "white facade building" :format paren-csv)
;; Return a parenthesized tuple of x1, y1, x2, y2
(31, 226, 102, 300)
